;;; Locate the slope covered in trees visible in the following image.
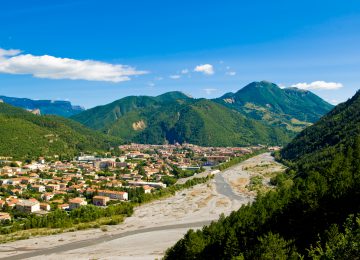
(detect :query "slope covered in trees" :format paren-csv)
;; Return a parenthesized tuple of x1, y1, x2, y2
(214, 81, 333, 132)
(164, 91, 360, 259)
(71, 83, 332, 147)
(0, 103, 121, 159)
(71, 91, 191, 130)
(108, 98, 292, 146)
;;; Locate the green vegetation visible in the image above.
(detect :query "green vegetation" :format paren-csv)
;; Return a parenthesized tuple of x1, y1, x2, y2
(246, 175, 264, 192)
(215, 81, 333, 132)
(71, 91, 191, 130)
(0, 103, 121, 159)
(72, 92, 294, 146)
(71, 82, 332, 147)
(0, 203, 133, 235)
(164, 91, 360, 259)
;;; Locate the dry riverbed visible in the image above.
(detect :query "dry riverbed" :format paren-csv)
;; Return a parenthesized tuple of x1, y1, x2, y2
(0, 153, 284, 260)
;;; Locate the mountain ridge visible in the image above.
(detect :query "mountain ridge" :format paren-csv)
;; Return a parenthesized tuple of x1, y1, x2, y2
(0, 95, 84, 117)
(71, 81, 333, 146)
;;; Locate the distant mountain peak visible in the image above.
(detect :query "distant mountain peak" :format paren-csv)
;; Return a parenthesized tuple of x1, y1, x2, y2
(155, 91, 193, 102)
(0, 95, 84, 117)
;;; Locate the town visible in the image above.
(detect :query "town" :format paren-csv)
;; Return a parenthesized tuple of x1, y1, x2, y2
(0, 143, 270, 221)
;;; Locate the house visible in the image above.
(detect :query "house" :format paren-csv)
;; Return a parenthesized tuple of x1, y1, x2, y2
(69, 197, 87, 210)
(58, 203, 69, 210)
(32, 185, 46, 192)
(0, 212, 11, 221)
(6, 198, 19, 208)
(143, 185, 153, 194)
(42, 193, 55, 201)
(93, 196, 109, 206)
(20, 177, 35, 184)
(97, 190, 128, 201)
(45, 184, 60, 191)
(40, 203, 51, 211)
(16, 200, 40, 213)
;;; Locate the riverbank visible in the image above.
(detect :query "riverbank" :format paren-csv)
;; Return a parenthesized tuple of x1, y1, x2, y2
(0, 153, 284, 259)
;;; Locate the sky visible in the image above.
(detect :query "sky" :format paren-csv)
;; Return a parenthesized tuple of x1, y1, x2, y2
(0, 0, 360, 108)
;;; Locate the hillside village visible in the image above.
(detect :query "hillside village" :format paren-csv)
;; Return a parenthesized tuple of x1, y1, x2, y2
(0, 143, 268, 221)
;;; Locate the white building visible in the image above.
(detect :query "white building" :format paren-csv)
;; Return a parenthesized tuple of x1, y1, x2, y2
(97, 190, 128, 201)
(16, 200, 40, 213)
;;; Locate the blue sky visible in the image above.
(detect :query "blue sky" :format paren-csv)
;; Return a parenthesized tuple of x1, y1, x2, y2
(0, 0, 359, 108)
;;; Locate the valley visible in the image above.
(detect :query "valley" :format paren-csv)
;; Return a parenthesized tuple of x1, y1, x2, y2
(0, 153, 283, 260)
(1, 2, 358, 259)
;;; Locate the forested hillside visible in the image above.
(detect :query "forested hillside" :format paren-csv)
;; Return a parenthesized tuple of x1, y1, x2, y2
(71, 83, 332, 147)
(71, 91, 191, 130)
(164, 91, 360, 259)
(215, 81, 333, 132)
(0, 103, 121, 159)
(107, 99, 292, 146)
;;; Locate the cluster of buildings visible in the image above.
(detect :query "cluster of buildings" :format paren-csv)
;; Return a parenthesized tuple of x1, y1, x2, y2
(0, 143, 266, 220)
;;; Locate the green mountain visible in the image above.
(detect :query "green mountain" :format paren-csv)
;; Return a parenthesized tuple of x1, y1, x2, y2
(215, 81, 333, 132)
(0, 95, 84, 117)
(165, 91, 360, 259)
(0, 103, 121, 159)
(71, 91, 191, 131)
(72, 91, 293, 146)
(72, 82, 332, 147)
(108, 99, 292, 146)
(281, 90, 360, 161)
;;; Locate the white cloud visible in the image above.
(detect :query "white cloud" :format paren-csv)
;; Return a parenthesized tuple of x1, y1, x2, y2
(278, 83, 286, 89)
(203, 88, 217, 95)
(181, 69, 189, 74)
(155, 76, 163, 81)
(0, 48, 21, 56)
(0, 48, 147, 82)
(291, 81, 343, 90)
(226, 71, 236, 76)
(194, 64, 214, 75)
(148, 82, 155, 87)
(169, 74, 181, 79)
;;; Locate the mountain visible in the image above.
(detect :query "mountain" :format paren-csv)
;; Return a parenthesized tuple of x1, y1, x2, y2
(107, 98, 292, 146)
(72, 91, 293, 146)
(71, 82, 332, 147)
(71, 91, 191, 131)
(214, 81, 333, 132)
(281, 90, 360, 161)
(165, 91, 360, 259)
(0, 95, 84, 117)
(0, 103, 121, 159)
